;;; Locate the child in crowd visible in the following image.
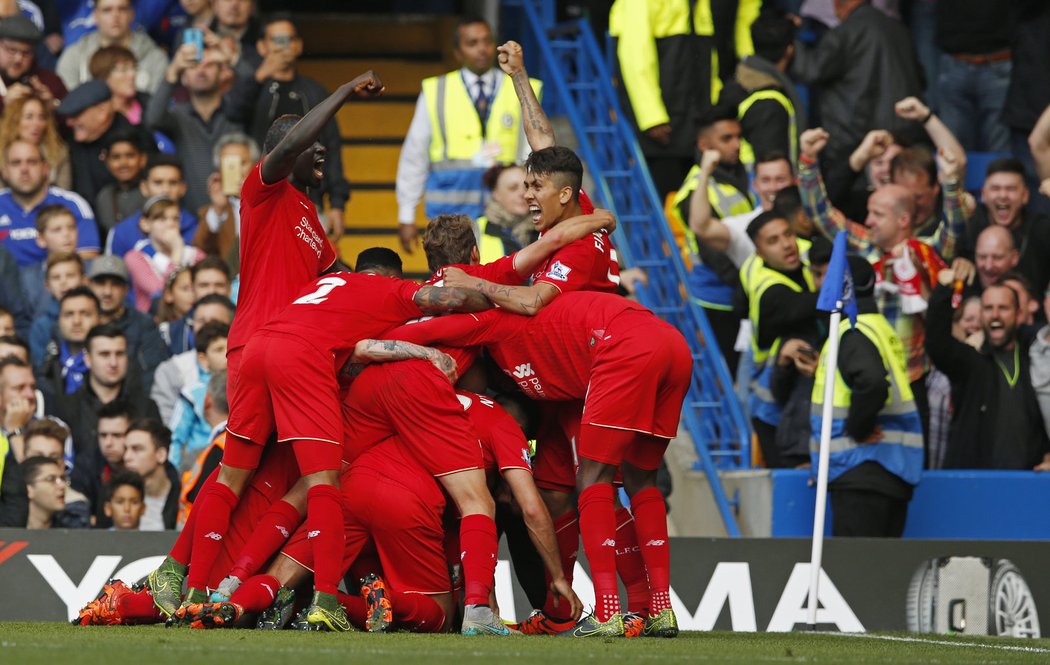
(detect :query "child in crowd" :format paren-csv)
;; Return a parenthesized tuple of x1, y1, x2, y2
(94, 130, 149, 234)
(104, 470, 147, 531)
(20, 205, 81, 317)
(28, 252, 87, 364)
(124, 196, 205, 312)
(168, 321, 227, 472)
(154, 266, 195, 324)
(107, 155, 198, 257)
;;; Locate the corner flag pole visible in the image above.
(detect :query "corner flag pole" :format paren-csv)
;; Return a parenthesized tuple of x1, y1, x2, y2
(806, 302, 842, 630)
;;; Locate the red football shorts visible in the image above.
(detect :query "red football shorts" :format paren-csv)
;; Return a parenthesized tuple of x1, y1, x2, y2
(533, 401, 582, 493)
(342, 361, 484, 477)
(282, 465, 450, 595)
(226, 345, 243, 399)
(225, 332, 343, 475)
(578, 311, 691, 469)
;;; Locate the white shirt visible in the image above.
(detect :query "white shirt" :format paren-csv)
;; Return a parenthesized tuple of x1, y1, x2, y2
(140, 494, 165, 531)
(723, 208, 763, 268)
(394, 68, 528, 225)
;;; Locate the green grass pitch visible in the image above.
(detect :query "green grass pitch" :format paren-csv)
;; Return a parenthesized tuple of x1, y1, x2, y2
(2, 623, 1050, 665)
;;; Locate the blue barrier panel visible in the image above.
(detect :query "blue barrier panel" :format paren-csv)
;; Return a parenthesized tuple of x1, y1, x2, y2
(770, 469, 1050, 540)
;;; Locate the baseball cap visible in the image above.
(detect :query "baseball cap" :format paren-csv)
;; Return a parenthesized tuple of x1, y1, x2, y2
(0, 15, 42, 44)
(87, 255, 129, 283)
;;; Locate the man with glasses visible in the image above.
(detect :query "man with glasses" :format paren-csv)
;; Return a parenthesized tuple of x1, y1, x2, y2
(22, 455, 68, 529)
(0, 15, 66, 114)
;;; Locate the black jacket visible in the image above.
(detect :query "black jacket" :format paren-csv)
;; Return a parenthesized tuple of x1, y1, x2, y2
(159, 460, 181, 530)
(53, 379, 161, 457)
(926, 284, 1050, 469)
(0, 449, 28, 527)
(1002, 0, 1050, 133)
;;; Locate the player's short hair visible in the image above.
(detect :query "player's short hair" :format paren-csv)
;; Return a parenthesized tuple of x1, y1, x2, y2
(890, 147, 936, 185)
(35, 204, 75, 234)
(195, 321, 229, 354)
(127, 418, 171, 451)
(191, 255, 231, 282)
(355, 247, 402, 276)
(751, 10, 796, 63)
(98, 398, 134, 422)
(85, 323, 126, 351)
(213, 131, 261, 169)
(772, 185, 803, 219)
(986, 157, 1026, 180)
(264, 114, 302, 153)
(45, 251, 84, 276)
(424, 214, 477, 274)
(746, 210, 788, 241)
(104, 469, 144, 503)
(453, 15, 490, 47)
(524, 146, 583, 201)
(21, 455, 62, 487)
(145, 153, 184, 179)
(60, 285, 100, 312)
(207, 370, 228, 415)
(24, 418, 69, 445)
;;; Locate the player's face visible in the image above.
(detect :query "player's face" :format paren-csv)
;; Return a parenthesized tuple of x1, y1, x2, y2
(97, 416, 128, 466)
(106, 484, 145, 529)
(58, 295, 100, 344)
(755, 218, 800, 272)
(46, 261, 84, 299)
(291, 141, 325, 189)
(454, 22, 495, 75)
(523, 170, 570, 233)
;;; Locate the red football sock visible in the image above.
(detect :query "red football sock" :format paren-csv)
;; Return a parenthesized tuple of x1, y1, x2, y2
(337, 592, 367, 630)
(186, 482, 240, 591)
(119, 586, 164, 624)
(391, 591, 446, 633)
(306, 484, 344, 596)
(459, 513, 497, 606)
(630, 487, 671, 613)
(578, 483, 619, 622)
(542, 509, 579, 620)
(229, 500, 302, 580)
(615, 507, 650, 614)
(229, 574, 281, 613)
(171, 467, 221, 564)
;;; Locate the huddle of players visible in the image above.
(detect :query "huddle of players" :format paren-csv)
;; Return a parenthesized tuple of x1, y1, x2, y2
(74, 66, 691, 638)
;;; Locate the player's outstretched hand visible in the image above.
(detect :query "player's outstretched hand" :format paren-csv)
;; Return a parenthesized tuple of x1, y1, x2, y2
(549, 578, 583, 622)
(427, 348, 458, 384)
(497, 41, 524, 76)
(440, 266, 475, 291)
(349, 70, 384, 99)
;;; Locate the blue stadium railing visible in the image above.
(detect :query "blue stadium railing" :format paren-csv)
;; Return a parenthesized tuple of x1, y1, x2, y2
(503, 0, 751, 536)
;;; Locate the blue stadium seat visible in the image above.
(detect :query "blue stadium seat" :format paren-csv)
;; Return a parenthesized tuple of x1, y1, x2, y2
(965, 151, 1011, 197)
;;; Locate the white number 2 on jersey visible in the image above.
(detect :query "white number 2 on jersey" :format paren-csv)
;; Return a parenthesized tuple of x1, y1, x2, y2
(293, 275, 346, 305)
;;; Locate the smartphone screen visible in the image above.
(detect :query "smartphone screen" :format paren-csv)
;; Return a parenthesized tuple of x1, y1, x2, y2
(221, 155, 242, 197)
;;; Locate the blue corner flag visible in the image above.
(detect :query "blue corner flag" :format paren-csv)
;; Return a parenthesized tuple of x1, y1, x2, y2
(815, 232, 858, 326)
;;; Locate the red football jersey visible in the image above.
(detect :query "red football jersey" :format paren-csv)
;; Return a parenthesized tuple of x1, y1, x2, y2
(456, 390, 533, 478)
(351, 435, 445, 507)
(392, 291, 649, 401)
(262, 272, 423, 368)
(228, 162, 337, 351)
(429, 254, 522, 286)
(532, 230, 619, 294)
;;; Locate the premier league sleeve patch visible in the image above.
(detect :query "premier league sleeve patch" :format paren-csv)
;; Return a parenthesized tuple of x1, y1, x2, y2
(545, 260, 572, 282)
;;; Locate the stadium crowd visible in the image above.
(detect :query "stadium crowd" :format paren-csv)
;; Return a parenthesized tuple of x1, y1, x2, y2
(0, 0, 1046, 640)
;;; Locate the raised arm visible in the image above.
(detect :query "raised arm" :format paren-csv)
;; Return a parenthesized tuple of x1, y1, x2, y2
(1029, 104, 1050, 182)
(510, 210, 615, 276)
(440, 273, 559, 316)
(502, 468, 582, 621)
(688, 149, 732, 253)
(498, 41, 553, 151)
(798, 128, 872, 251)
(261, 71, 384, 184)
(895, 97, 966, 170)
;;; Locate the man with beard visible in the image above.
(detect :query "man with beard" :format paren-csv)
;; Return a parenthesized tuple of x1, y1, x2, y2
(927, 273, 1050, 469)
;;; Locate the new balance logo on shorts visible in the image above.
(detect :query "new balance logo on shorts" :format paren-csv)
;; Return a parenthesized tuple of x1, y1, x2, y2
(646, 539, 667, 547)
(307, 530, 321, 538)
(602, 539, 617, 547)
(513, 363, 534, 378)
(276, 526, 289, 538)
(204, 532, 222, 541)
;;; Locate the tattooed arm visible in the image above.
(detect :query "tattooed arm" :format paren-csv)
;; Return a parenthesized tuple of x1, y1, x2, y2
(511, 211, 616, 277)
(498, 41, 554, 151)
(438, 276, 559, 316)
(413, 286, 492, 314)
(350, 339, 458, 384)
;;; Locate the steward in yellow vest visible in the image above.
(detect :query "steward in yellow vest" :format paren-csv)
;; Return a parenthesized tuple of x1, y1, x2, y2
(740, 212, 820, 464)
(810, 257, 922, 537)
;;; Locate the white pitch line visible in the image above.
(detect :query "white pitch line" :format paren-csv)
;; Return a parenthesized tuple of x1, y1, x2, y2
(823, 631, 1050, 654)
